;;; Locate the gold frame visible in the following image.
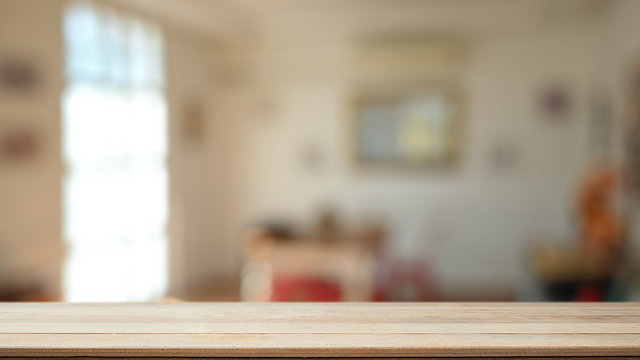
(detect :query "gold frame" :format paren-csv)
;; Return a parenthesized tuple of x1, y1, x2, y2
(347, 81, 465, 172)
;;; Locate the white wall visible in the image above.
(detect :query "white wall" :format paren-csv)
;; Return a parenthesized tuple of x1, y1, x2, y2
(165, 30, 217, 296)
(217, 21, 599, 298)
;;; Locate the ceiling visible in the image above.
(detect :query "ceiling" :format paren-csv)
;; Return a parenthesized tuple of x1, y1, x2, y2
(110, 0, 613, 43)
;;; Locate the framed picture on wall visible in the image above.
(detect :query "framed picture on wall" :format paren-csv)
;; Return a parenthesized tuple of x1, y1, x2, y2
(351, 82, 464, 170)
(0, 54, 41, 95)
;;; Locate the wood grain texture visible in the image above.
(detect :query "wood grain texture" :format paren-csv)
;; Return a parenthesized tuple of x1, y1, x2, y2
(0, 302, 639, 358)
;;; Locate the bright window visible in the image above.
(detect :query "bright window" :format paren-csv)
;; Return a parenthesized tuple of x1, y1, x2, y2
(62, 2, 168, 301)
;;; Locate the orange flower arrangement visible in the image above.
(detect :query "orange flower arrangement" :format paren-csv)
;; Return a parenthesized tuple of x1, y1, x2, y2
(577, 164, 624, 254)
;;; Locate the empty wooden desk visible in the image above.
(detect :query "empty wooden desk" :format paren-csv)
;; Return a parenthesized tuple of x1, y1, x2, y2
(0, 302, 639, 358)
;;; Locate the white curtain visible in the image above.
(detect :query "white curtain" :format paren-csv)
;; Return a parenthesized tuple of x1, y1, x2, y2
(62, 2, 168, 301)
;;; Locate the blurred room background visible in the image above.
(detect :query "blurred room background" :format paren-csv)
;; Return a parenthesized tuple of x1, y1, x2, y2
(1, 0, 640, 302)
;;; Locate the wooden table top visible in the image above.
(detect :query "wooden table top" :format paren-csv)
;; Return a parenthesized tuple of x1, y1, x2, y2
(0, 302, 639, 358)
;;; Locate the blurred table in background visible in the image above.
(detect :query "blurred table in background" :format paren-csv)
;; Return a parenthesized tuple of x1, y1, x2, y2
(241, 234, 375, 301)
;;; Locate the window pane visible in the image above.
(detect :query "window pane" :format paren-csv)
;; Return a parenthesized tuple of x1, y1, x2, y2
(63, 1, 168, 302)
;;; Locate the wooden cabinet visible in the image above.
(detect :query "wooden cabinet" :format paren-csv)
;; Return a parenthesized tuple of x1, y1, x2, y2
(0, 303, 638, 358)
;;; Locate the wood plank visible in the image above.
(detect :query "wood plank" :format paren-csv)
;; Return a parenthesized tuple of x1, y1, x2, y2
(1, 333, 640, 357)
(3, 358, 640, 360)
(2, 302, 640, 322)
(2, 321, 640, 334)
(0, 303, 639, 358)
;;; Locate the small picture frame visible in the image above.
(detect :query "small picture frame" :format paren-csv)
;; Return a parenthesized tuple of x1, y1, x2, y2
(0, 54, 41, 95)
